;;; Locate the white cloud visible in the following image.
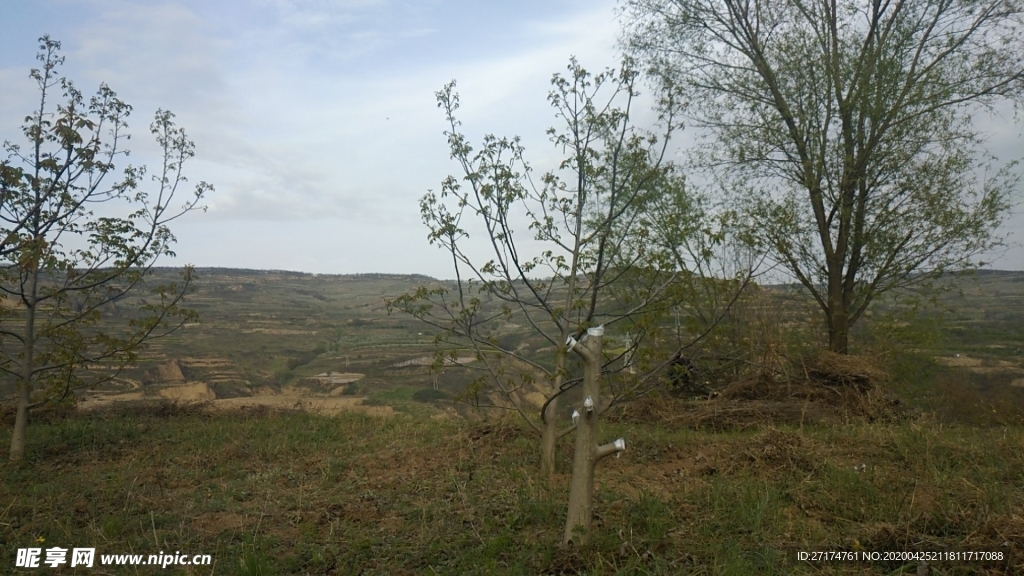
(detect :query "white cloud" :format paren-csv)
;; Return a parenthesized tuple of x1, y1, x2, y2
(2, 0, 1020, 276)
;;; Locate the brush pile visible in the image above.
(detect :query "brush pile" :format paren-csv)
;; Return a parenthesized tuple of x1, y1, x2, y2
(611, 351, 906, 429)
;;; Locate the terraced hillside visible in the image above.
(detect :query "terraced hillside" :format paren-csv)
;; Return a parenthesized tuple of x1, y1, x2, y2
(2, 268, 1022, 420)
(0, 269, 465, 415)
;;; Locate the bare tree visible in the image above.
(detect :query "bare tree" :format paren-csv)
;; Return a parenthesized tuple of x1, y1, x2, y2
(625, 0, 1023, 353)
(1, 37, 210, 461)
(390, 58, 753, 545)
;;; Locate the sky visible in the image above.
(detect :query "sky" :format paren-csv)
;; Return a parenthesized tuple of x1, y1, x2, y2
(1, 0, 1022, 278)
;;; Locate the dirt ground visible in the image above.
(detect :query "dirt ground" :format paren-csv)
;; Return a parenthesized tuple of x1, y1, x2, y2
(77, 381, 396, 417)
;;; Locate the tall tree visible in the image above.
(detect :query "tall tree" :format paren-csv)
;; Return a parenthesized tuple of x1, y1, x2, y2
(625, 0, 1023, 353)
(1, 36, 211, 461)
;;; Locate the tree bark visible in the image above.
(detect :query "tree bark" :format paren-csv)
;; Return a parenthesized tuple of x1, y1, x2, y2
(826, 280, 851, 354)
(10, 261, 40, 462)
(540, 395, 559, 479)
(563, 326, 625, 546)
(827, 311, 850, 354)
(10, 379, 31, 462)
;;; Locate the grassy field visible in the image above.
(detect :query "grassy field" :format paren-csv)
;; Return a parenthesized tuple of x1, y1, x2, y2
(1, 268, 1023, 574)
(1, 401, 1021, 575)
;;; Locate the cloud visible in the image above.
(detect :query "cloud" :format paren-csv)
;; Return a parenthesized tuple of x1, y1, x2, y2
(121, 0, 626, 228)
(69, 1, 228, 104)
(5, 0, 1017, 275)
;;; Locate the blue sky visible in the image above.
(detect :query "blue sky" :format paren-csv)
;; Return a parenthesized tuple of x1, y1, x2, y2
(1, 0, 626, 276)
(1, 0, 1022, 276)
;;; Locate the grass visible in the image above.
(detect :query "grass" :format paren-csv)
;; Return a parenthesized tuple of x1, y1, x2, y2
(2, 404, 1022, 575)
(362, 386, 444, 417)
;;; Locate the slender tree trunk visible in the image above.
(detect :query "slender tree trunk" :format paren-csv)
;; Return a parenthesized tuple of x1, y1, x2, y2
(10, 377, 32, 462)
(10, 263, 40, 462)
(540, 395, 559, 478)
(541, 345, 571, 480)
(563, 326, 625, 546)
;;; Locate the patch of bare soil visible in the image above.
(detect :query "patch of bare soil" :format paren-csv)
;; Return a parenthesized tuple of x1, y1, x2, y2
(392, 355, 477, 368)
(78, 382, 394, 417)
(181, 357, 236, 368)
(307, 372, 364, 387)
(159, 382, 216, 402)
(936, 355, 1024, 376)
(939, 355, 988, 367)
(209, 394, 394, 417)
(238, 328, 316, 335)
(77, 391, 147, 410)
(193, 511, 250, 536)
(155, 359, 185, 382)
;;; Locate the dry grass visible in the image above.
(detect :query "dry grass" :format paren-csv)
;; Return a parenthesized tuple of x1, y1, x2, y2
(613, 350, 909, 433)
(1, 400, 1022, 575)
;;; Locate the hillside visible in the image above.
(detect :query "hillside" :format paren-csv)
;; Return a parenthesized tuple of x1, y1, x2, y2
(2, 268, 460, 417)
(3, 267, 1022, 421)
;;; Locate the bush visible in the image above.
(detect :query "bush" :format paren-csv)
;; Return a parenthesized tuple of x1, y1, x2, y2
(412, 388, 447, 403)
(286, 345, 324, 371)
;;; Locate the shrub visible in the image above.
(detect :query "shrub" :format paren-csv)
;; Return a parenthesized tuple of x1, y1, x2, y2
(412, 388, 447, 403)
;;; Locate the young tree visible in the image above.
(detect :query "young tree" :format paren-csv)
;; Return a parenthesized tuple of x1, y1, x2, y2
(1, 36, 211, 461)
(391, 60, 672, 478)
(624, 0, 1023, 353)
(390, 59, 752, 544)
(562, 326, 624, 546)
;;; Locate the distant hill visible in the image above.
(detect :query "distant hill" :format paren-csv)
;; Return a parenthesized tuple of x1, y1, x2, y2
(2, 267, 1021, 415)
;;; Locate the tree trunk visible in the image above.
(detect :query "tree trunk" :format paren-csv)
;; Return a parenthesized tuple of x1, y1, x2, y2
(10, 379, 31, 462)
(563, 326, 625, 546)
(540, 395, 559, 479)
(825, 265, 851, 354)
(827, 304, 850, 354)
(541, 346, 572, 481)
(10, 263, 40, 462)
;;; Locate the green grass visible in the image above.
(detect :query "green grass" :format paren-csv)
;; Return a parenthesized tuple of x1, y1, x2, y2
(362, 386, 445, 417)
(2, 405, 1021, 575)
